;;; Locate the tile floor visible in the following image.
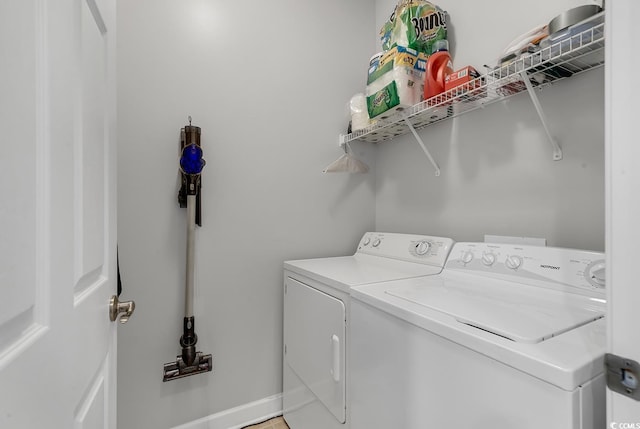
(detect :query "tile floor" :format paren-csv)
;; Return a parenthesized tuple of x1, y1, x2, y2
(243, 416, 289, 429)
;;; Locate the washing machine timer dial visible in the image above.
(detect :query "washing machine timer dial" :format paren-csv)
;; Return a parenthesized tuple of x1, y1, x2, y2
(372, 238, 381, 248)
(585, 259, 606, 288)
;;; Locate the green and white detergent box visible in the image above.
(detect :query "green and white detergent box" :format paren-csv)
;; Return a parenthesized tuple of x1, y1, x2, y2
(366, 46, 426, 119)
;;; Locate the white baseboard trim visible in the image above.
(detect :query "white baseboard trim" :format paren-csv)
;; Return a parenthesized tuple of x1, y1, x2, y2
(171, 393, 283, 429)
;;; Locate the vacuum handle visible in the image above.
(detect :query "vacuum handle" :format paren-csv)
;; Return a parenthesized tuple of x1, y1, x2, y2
(185, 194, 196, 318)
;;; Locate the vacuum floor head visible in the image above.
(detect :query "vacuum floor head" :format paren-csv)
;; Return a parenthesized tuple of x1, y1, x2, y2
(163, 352, 213, 382)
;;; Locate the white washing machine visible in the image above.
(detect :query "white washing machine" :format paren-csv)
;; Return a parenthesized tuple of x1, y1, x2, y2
(283, 232, 454, 429)
(350, 242, 607, 429)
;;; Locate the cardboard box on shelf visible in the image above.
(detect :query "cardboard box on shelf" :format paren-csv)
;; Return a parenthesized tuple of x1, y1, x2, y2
(444, 66, 486, 101)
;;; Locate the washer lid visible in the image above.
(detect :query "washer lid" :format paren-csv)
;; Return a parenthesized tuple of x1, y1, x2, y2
(385, 277, 605, 344)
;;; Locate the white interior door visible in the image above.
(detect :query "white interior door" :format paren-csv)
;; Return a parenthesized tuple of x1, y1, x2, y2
(606, 0, 640, 425)
(0, 0, 118, 427)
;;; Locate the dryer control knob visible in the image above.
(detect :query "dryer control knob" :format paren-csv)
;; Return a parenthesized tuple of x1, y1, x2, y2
(505, 255, 523, 270)
(372, 239, 381, 247)
(363, 237, 371, 246)
(415, 241, 431, 256)
(482, 253, 496, 266)
(461, 251, 474, 264)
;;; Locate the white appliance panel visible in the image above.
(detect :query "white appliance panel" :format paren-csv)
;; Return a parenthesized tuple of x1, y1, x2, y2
(283, 232, 455, 429)
(349, 243, 606, 429)
(283, 363, 346, 429)
(350, 299, 605, 429)
(446, 242, 606, 296)
(284, 277, 346, 423)
(284, 254, 443, 292)
(351, 278, 606, 391)
(355, 232, 453, 265)
(284, 233, 454, 293)
(385, 275, 604, 343)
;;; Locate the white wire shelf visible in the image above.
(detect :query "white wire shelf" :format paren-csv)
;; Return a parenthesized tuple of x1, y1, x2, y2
(340, 12, 605, 146)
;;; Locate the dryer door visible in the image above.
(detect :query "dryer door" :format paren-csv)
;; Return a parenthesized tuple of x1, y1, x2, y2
(284, 277, 346, 423)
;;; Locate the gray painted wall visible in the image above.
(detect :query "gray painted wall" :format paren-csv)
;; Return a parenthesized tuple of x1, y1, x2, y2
(116, 1, 375, 428)
(117, 0, 605, 427)
(374, 0, 604, 251)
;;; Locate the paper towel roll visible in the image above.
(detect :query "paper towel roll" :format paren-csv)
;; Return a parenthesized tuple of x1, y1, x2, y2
(365, 46, 425, 118)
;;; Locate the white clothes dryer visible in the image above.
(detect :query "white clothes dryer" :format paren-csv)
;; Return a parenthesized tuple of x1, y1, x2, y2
(283, 232, 454, 429)
(350, 242, 607, 429)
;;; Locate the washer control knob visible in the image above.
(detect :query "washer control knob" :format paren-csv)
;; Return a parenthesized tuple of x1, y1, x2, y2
(585, 260, 606, 288)
(372, 238, 381, 248)
(505, 255, 523, 270)
(461, 251, 474, 264)
(363, 237, 371, 246)
(415, 241, 431, 256)
(591, 268, 606, 287)
(482, 253, 496, 266)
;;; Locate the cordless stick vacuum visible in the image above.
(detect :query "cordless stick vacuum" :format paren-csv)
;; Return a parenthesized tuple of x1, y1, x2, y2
(163, 117, 213, 382)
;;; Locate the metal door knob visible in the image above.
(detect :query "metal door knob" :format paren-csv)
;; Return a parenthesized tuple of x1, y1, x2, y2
(109, 295, 135, 324)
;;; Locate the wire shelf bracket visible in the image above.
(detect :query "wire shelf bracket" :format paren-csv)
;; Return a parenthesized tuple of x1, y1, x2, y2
(402, 114, 441, 176)
(520, 71, 563, 161)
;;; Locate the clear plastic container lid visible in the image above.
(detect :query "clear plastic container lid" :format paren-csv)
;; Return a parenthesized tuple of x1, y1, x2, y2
(431, 39, 449, 54)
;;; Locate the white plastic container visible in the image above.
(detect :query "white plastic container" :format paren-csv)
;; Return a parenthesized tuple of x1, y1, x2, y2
(350, 93, 370, 131)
